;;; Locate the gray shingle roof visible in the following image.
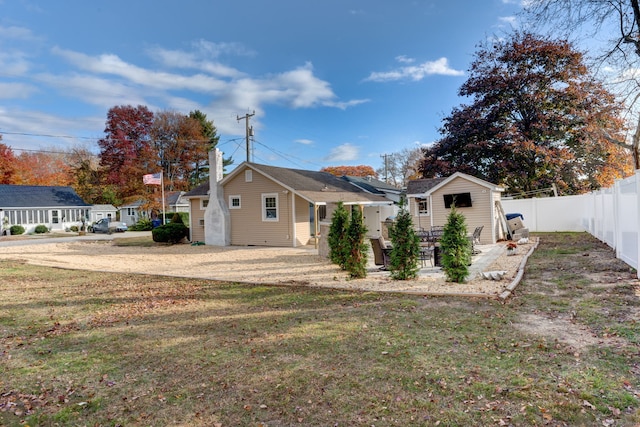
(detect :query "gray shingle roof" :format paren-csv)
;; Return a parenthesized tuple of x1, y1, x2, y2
(247, 163, 390, 204)
(341, 176, 401, 194)
(406, 178, 446, 194)
(0, 185, 90, 208)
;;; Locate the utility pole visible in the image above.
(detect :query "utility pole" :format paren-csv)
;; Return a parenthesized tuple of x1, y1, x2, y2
(237, 111, 255, 162)
(380, 153, 390, 183)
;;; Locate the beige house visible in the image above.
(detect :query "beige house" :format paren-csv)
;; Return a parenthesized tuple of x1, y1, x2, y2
(406, 172, 505, 244)
(183, 160, 393, 247)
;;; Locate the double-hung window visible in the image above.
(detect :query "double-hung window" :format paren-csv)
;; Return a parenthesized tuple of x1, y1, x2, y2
(262, 193, 278, 221)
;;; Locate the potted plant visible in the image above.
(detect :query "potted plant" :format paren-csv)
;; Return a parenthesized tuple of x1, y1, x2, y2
(506, 241, 518, 256)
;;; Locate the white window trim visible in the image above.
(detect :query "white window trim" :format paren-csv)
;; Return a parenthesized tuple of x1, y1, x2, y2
(245, 170, 253, 182)
(262, 193, 279, 222)
(229, 195, 241, 209)
(200, 198, 209, 210)
(417, 198, 429, 215)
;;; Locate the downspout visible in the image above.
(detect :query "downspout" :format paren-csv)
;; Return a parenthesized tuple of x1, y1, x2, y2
(291, 191, 296, 247)
(314, 203, 319, 249)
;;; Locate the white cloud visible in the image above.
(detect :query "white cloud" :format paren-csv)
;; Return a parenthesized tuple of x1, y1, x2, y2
(498, 16, 518, 27)
(324, 143, 359, 162)
(364, 57, 464, 82)
(0, 82, 36, 99)
(146, 44, 246, 78)
(395, 55, 415, 64)
(295, 139, 313, 145)
(0, 51, 30, 76)
(36, 73, 150, 109)
(0, 25, 38, 41)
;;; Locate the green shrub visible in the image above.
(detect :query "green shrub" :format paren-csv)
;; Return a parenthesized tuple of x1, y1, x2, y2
(130, 218, 153, 231)
(328, 202, 350, 270)
(10, 225, 25, 235)
(170, 213, 184, 224)
(34, 224, 48, 234)
(345, 207, 368, 279)
(152, 223, 188, 244)
(389, 204, 420, 280)
(70, 225, 79, 232)
(440, 206, 471, 283)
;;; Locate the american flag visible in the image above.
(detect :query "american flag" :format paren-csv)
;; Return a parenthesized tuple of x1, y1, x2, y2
(143, 172, 162, 185)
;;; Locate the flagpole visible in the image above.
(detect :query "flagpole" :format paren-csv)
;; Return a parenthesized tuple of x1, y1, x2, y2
(161, 171, 166, 224)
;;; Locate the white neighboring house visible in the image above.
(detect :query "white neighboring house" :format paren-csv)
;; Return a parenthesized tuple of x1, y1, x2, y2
(89, 204, 117, 223)
(0, 185, 91, 234)
(119, 200, 145, 226)
(118, 192, 190, 226)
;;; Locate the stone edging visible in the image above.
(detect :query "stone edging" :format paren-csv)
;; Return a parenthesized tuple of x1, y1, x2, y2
(499, 237, 540, 300)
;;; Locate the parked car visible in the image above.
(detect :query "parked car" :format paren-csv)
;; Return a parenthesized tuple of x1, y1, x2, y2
(90, 218, 128, 234)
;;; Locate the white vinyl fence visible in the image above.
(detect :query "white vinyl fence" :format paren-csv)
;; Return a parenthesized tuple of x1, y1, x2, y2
(502, 170, 640, 278)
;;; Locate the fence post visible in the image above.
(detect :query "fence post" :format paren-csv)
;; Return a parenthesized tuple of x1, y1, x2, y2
(636, 170, 640, 279)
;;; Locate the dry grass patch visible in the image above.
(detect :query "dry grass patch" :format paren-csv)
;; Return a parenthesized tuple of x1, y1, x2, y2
(1, 233, 639, 426)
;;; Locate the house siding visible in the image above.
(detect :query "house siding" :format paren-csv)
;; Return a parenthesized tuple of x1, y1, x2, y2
(189, 198, 207, 243)
(432, 177, 494, 244)
(224, 167, 293, 247)
(409, 197, 432, 231)
(294, 196, 311, 246)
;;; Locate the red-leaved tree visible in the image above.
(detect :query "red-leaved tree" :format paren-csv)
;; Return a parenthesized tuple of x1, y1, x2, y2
(321, 165, 377, 178)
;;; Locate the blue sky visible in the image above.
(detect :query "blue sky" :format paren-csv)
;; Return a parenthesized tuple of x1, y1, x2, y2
(0, 0, 523, 172)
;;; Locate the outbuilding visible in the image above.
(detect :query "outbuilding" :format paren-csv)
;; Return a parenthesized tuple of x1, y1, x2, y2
(406, 172, 505, 244)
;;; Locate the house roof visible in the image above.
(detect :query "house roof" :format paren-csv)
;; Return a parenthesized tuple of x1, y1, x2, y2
(406, 173, 504, 196)
(183, 182, 209, 198)
(424, 172, 504, 196)
(341, 175, 402, 195)
(406, 178, 447, 195)
(91, 204, 117, 211)
(222, 162, 392, 205)
(0, 185, 91, 208)
(166, 191, 188, 206)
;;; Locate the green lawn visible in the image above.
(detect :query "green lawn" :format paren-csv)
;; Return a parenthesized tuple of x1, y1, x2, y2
(0, 232, 638, 426)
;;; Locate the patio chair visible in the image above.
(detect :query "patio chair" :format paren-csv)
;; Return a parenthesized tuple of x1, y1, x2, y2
(419, 244, 434, 267)
(472, 225, 484, 246)
(370, 238, 391, 270)
(471, 225, 484, 255)
(429, 225, 445, 242)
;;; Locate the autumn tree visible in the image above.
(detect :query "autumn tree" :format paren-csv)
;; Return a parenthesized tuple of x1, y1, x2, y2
(98, 105, 155, 201)
(421, 32, 633, 195)
(151, 110, 207, 192)
(13, 150, 73, 186)
(320, 165, 377, 177)
(376, 147, 422, 187)
(524, 0, 640, 169)
(0, 141, 17, 184)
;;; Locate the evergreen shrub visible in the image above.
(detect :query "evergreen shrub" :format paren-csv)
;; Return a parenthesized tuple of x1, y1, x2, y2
(152, 223, 188, 244)
(345, 207, 368, 279)
(328, 202, 350, 270)
(34, 225, 48, 234)
(130, 218, 153, 231)
(10, 225, 25, 235)
(388, 204, 420, 280)
(440, 206, 471, 283)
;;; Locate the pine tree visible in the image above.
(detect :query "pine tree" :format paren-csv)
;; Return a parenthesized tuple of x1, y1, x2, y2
(345, 207, 368, 278)
(328, 202, 350, 270)
(389, 202, 420, 280)
(440, 206, 471, 282)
